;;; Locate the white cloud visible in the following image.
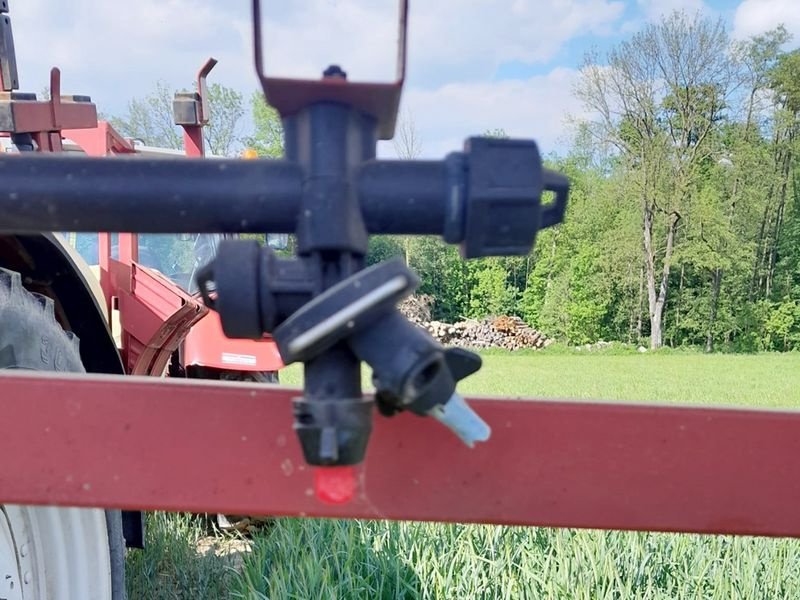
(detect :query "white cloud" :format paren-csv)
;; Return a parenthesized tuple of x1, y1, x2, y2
(385, 67, 586, 159)
(733, 0, 800, 39)
(12, 0, 253, 113)
(620, 0, 710, 33)
(408, 0, 624, 82)
(251, 0, 627, 87)
(8, 0, 612, 157)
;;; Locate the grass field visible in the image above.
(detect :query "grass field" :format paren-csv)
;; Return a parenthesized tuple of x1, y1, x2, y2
(127, 350, 800, 599)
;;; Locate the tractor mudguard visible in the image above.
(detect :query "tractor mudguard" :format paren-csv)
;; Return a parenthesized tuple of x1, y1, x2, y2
(182, 309, 284, 373)
(0, 233, 122, 375)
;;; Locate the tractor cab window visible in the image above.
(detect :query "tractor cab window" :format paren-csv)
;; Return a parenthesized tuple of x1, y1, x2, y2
(137, 233, 222, 294)
(60, 232, 119, 264)
(267, 233, 289, 250)
(61, 232, 223, 294)
(61, 232, 100, 264)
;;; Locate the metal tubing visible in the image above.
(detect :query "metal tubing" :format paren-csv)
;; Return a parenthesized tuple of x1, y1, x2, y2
(0, 155, 462, 238)
(293, 103, 369, 255)
(0, 155, 303, 233)
(357, 159, 451, 235)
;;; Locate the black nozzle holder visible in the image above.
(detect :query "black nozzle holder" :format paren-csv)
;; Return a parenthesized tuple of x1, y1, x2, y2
(191, 85, 569, 469)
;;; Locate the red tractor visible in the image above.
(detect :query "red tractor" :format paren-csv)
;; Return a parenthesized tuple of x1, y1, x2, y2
(60, 59, 283, 384)
(0, 11, 280, 597)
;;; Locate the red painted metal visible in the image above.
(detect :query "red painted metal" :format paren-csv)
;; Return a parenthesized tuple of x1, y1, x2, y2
(98, 233, 112, 316)
(2, 370, 799, 538)
(0, 68, 96, 150)
(117, 233, 137, 265)
(63, 121, 136, 156)
(182, 128, 204, 158)
(182, 310, 284, 372)
(62, 124, 211, 375)
(61, 119, 284, 377)
(109, 260, 206, 375)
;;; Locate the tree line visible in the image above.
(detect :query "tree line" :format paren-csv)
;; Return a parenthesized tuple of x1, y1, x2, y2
(112, 11, 800, 352)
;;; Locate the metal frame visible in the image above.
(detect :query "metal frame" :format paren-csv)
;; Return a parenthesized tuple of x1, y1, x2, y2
(1, 0, 798, 541)
(3, 370, 800, 537)
(252, 0, 407, 139)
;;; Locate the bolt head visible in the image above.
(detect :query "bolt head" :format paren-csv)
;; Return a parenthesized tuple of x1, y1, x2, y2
(323, 65, 347, 79)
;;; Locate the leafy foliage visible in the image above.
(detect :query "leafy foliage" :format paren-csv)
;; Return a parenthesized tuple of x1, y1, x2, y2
(108, 14, 800, 352)
(110, 81, 245, 156)
(368, 20, 800, 351)
(244, 92, 284, 158)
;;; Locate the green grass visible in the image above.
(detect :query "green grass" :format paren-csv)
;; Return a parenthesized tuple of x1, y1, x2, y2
(279, 350, 800, 407)
(127, 352, 800, 599)
(235, 521, 800, 599)
(125, 512, 237, 599)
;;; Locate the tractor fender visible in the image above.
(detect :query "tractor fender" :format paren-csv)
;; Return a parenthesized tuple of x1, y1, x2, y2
(183, 309, 284, 373)
(0, 233, 123, 375)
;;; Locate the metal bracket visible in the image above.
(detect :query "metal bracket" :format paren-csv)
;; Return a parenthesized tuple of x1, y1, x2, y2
(0, 4, 18, 91)
(173, 57, 217, 156)
(196, 57, 217, 125)
(251, 0, 408, 139)
(173, 57, 217, 127)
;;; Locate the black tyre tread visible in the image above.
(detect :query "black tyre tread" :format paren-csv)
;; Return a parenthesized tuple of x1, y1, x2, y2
(0, 267, 83, 372)
(30, 291, 56, 320)
(0, 267, 127, 599)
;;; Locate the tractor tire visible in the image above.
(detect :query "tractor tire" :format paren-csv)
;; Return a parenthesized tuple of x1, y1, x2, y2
(0, 268, 126, 600)
(219, 370, 279, 384)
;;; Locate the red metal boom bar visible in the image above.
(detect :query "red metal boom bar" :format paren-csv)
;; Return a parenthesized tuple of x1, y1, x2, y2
(2, 371, 798, 537)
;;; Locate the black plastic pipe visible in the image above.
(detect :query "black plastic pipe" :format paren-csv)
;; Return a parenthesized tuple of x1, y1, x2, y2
(0, 154, 463, 237)
(0, 155, 303, 233)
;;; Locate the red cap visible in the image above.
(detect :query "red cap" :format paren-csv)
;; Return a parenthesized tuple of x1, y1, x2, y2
(314, 466, 356, 504)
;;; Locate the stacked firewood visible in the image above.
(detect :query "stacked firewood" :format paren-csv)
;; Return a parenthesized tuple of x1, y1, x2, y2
(398, 294, 434, 324)
(398, 296, 548, 351)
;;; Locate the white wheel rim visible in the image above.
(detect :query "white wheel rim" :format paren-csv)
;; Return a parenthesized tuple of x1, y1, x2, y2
(0, 506, 111, 599)
(0, 509, 23, 600)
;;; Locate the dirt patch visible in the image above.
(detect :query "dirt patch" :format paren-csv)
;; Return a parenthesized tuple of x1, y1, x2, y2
(195, 537, 253, 572)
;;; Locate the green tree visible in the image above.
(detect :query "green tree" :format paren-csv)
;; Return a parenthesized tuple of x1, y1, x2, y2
(245, 92, 284, 158)
(755, 49, 800, 301)
(578, 11, 735, 349)
(764, 298, 800, 350)
(366, 236, 404, 266)
(203, 83, 244, 156)
(467, 259, 518, 318)
(111, 81, 246, 156)
(111, 81, 182, 149)
(564, 247, 613, 344)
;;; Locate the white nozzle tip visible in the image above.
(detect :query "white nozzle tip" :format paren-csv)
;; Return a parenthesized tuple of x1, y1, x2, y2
(427, 393, 491, 448)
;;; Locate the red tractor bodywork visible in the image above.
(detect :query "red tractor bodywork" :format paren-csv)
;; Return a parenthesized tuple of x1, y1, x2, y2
(56, 58, 283, 378)
(62, 120, 284, 378)
(0, 68, 97, 152)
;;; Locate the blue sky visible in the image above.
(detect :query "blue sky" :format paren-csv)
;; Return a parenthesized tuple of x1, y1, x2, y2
(9, 0, 800, 158)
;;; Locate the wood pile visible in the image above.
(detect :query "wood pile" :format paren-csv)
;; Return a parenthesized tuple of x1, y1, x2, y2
(399, 296, 549, 351)
(398, 294, 434, 324)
